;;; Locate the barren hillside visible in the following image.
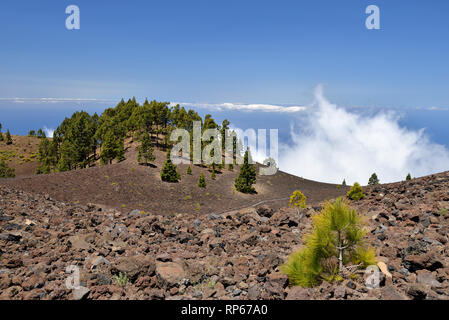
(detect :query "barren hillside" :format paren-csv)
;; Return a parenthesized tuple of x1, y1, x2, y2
(1, 137, 347, 215)
(0, 135, 40, 177)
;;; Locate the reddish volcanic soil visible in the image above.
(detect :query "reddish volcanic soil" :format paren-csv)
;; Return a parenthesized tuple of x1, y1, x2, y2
(1, 138, 347, 216)
(0, 135, 40, 177)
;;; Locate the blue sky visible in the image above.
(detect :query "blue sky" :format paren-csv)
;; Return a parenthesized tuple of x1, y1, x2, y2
(0, 0, 448, 107)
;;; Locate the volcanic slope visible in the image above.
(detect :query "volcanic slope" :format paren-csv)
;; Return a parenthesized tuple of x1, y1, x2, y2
(0, 135, 40, 177)
(0, 137, 347, 215)
(1, 170, 449, 300)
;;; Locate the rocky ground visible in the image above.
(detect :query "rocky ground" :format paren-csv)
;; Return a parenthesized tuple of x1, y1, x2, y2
(1, 171, 449, 300)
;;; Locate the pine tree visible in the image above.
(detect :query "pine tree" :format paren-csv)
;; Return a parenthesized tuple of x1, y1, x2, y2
(347, 182, 365, 200)
(160, 149, 180, 182)
(56, 140, 75, 172)
(116, 139, 125, 162)
(220, 119, 230, 150)
(342, 179, 347, 186)
(406, 173, 412, 181)
(28, 130, 36, 137)
(0, 123, 3, 141)
(137, 133, 155, 165)
(186, 166, 192, 175)
(36, 137, 56, 174)
(100, 131, 125, 164)
(5, 130, 12, 145)
(198, 173, 206, 188)
(37, 128, 46, 139)
(0, 159, 15, 179)
(100, 131, 116, 164)
(368, 173, 379, 185)
(56, 157, 70, 172)
(281, 197, 376, 287)
(289, 190, 307, 217)
(67, 111, 98, 168)
(234, 149, 256, 193)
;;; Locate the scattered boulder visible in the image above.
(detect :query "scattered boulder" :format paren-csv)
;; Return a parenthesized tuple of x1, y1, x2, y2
(377, 261, 392, 278)
(156, 262, 186, 288)
(406, 284, 430, 300)
(416, 270, 442, 288)
(193, 219, 201, 228)
(209, 213, 222, 221)
(286, 287, 311, 300)
(67, 235, 91, 251)
(264, 273, 288, 299)
(72, 286, 90, 300)
(381, 286, 407, 300)
(240, 232, 259, 246)
(247, 284, 262, 300)
(257, 205, 274, 218)
(0, 233, 22, 243)
(111, 256, 156, 282)
(404, 250, 444, 272)
(334, 286, 346, 299)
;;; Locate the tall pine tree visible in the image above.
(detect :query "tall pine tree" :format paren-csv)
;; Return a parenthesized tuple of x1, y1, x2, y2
(138, 133, 155, 165)
(368, 173, 379, 185)
(198, 173, 206, 188)
(116, 138, 125, 162)
(37, 128, 46, 139)
(56, 139, 75, 172)
(36, 137, 57, 174)
(5, 130, 13, 145)
(234, 148, 256, 193)
(160, 149, 180, 182)
(100, 131, 124, 164)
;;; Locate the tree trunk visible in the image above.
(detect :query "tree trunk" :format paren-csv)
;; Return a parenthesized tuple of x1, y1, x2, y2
(338, 231, 343, 273)
(338, 247, 344, 273)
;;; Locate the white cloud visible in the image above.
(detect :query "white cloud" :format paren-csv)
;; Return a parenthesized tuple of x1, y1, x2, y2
(279, 86, 449, 184)
(43, 126, 54, 138)
(427, 106, 449, 111)
(0, 98, 114, 104)
(2, 98, 306, 113)
(173, 102, 306, 113)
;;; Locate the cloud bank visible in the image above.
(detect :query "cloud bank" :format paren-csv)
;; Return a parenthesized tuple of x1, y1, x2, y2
(279, 86, 449, 184)
(0, 98, 115, 104)
(43, 126, 54, 138)
(174, 102, 306, 113)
